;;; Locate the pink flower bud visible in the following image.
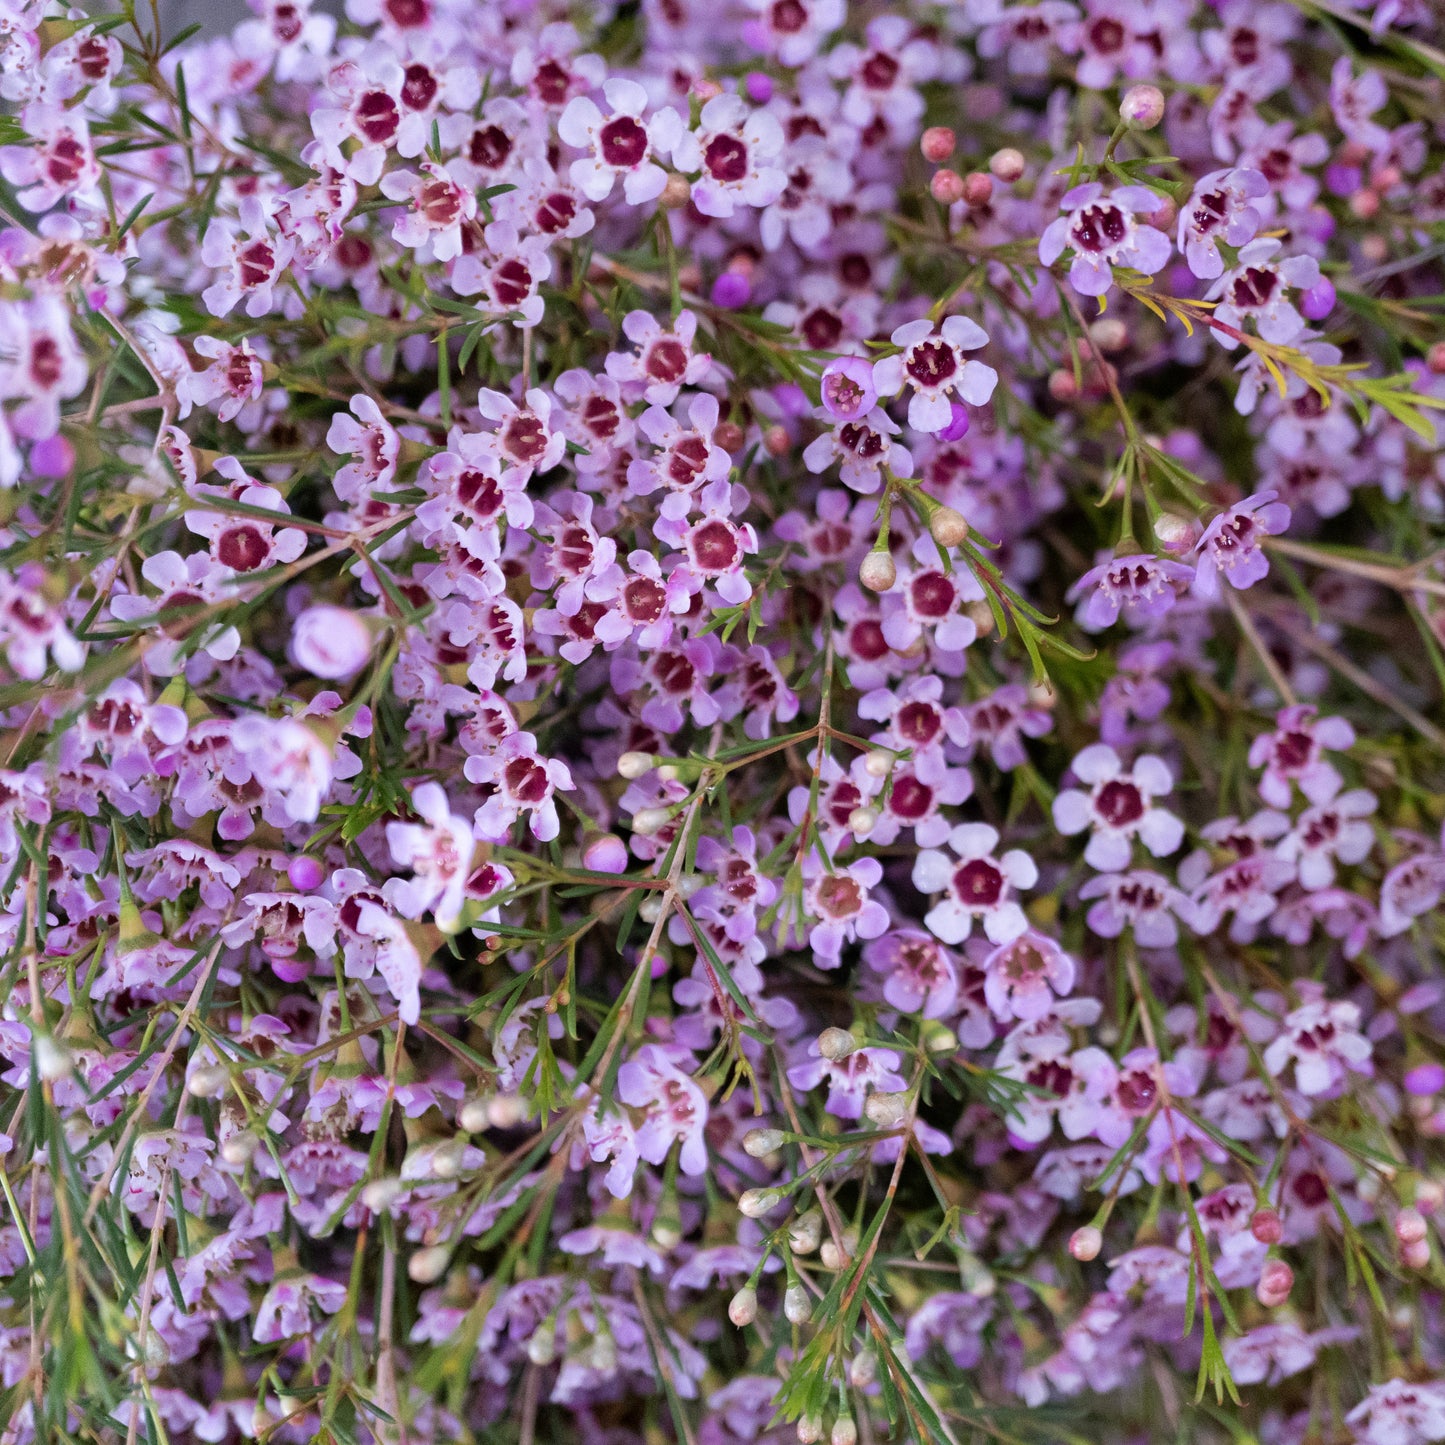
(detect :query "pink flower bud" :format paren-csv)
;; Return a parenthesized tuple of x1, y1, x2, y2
(920, 126, 956, 163)
(1300, 278, 1336, 321)
(1120, 84, 1165, 130)
(1069, 1226, 1102, 1261)
(962, 172, 993, 207)
(711, 270, 751, 309)
(1396, 1208, 1428, 1245)
(936, 401, 971, 443)
(859, 550, 897, 592)
(989, 147, 1025, 183)
(287, 855, 325, 891)
(291, 605, 372, 680)
(582, 832, 629, 874)
(29, 434, 74, 478)
(1256, 1260, 1293, 1308)
(930, 169, 965, 205)
(1250, 1209, 1283, 1245)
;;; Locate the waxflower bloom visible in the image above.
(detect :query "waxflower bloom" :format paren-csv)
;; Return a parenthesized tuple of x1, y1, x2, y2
(872, 317, 999, 434)
(1193, 490, 1292, 597)
(1038, 183, 1172, 296)
(1053, 744, 1184, 872)
(559, 78, 682, 205)
(912, 822, 1037, 945)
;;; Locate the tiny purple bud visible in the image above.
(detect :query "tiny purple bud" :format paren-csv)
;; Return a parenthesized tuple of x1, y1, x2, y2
(288, 855, 325, 891)
(1404, 1062, 1445, 1096)
(744, 71, 773, 104)
(1300, 277, 1336, 321)
(936, 401, 971, 443)
(291, 605, 372, 680)
(29, 434, 74, 479)
(711, 270, 751, 309)
(582, 832, 629, 875)
(820, 356, 877, 422)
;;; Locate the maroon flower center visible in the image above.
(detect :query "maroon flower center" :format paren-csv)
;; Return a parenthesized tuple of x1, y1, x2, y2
(623, 576, 666, 624)
(1089, 16, 1125, 51)
(849, 619, 888, 661)
(236, 240, 276, 289)
(816, 875, 863, 918)
(860, 51, 899, 89)
(952, 858, 1003, 907)
(690, 519, 741, 573)
(582, 395, 620, 440)
(46, 135, 86, 187)
(667, 435, 709, 487)
(468, 125, 512, 171)
(905, 340, 957, 389)
(30, 336, 62, 390)
(504, 757, 549, 804)
(654, 651, 695, 694)
(492, 258, 533, 308)
(555, 525, 594, 576)
(1095, 778, 1145, 828)
(355, 91, 400, 145)
(801, 308, 843, 351)
(895, 700, 942, 745)
(419, 178, 461, 227)
(704, 133, 749, 184)
(401, 63, 438, 111)
(1027, 1060, 1073, 1096)
(1116, 1069, 1157, 1113)
(771, 0, 807, 31)
(384, 0, 427, 25)
(456, 468, 503, 520)
(1072, 203, 1127, 253)
(217, 525, 268, 572)
(889, 774, 934, 820)
(1274, 730, 1314, 770)
(910, 571, 956, 619)
(838, 422, 883, 458)
(535, 193, 577, 233)
(503, 414, 547, 463)
(532, 59, 571, 106)
(646, 338, 689, 385)
(77, 35, 113, 76)
(599, 115, 648, 168)
(1231, 267, 1279, 310)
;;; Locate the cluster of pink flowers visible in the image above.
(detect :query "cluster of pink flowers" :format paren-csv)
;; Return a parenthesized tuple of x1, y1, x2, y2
(0, 0, 1443, 1442)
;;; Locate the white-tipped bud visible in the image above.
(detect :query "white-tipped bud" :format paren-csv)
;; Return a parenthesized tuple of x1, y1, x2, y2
(847, 806, 878, 837)
(1256, 1260, 1293, 1308)
(820, 1229, 857, 1271)
(459, 1096, 492, 1133)
(1121, 83, 1165, 130)
(1416, 1179, 1445, 1214)
(638, 897, 663, 922)
(859, 550, 896, 593)
(487, 1094, 528, 1129)
(527, 1325, 557, 1365)
(831, 1416, 858, 1445)
(362, 1178, 404, 1213)
(187, 1063, 230, 1099)
(739, 1187, 784, 1219)
(431, 1138, 468, 1179)
(784, 1282, 810, 1323)
(989, 147, 1025, 183)
(1153, 512, 1194, 547)
(744, 1128, 786, 1158)
(1403, 1237, 1431, 1270)
(921, 1020, 958, 1055)
(863, 748, 893, 778)
(221, 1130, 258, 1168)
(1069, 1226, 1102, 1262)
(817, 1027, 857, 1061)
(789, 1210, 823, 1255)
(617, 751, 655, 779)
(1396, 1207, 1428, 1246)
(408, 1245, 450, 1283)
(848, 1350, 877, 1388)
(631, 807, 671, 837)
(864, 1090, 910, 1127)
(728, 1286, 758, 1327)
(929, 505, 969, 548)
(34, 1034, 70, 1082)
(657, 763, 681, 782)
(591, 1333, 618, 1371)
(797, 1417, 823, 1445)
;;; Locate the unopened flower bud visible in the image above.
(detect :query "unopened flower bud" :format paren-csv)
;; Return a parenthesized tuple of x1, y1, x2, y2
(1028, 678, 1056, 708)
(487, 1094, 528, 1129)
(1416, 1179, 1445, 1214)
(728, 1286, 758, 1327)
(617, 751, 654, 779)
(817, 1027, 856, 1060)
(459, 1096, 492, 1133)
(859, 550, 896, 592)
(1300, 277, 1336, 321)
(1089, 318, 1128, 353)
(362, 1178, 404, 1212)
(921, 1019, 957, 1055)
(930, 168, 965, 205)
(739, 1187, 784, 1219)
(820, 1229, 856, 1270)
(34, 1034, 70, 1082)
(1120, 84, 1165, 130)
(291, 605, 372, 681)
(1048, 368, 1079, 403)
(929, 505, 969, 548)
(1350, 187, 1380, 220)
(221, 1130, 258, 1167)
(714, 420, 746, 451)
(864, 1089, 910, 1127)
(1428, 342, 1445, 376)
(188, 1063, 229, 1098)
(431, 1138, 468, 1178)
(848, 806, 878, 836)
(789, 1209, 823, 1254)
(1069, 1226, 1102, 1261)
(849, 1350, 876, 1388)
(784, 1282, 810, 1323)
(831, 1416, 857, 1445)
(527, 1325, 557, 1365)
(631, 807, 671, 837)
(1396, 1207, 1428, 1245)
(582, 832, 629, 874)
(797, 1417, 823, 1445)
(657, 763, 681, 782)
(288, 854, 325, 891)
(744, 1127, 786, 1158)
(962, 171, 993, 207)
(864, 748, 893, 778)
(659, 173, 692, 209)
(1256, 1260, 1293, 1308)
(1153, 512, 1195, 549)
(1403, 1237, 1431, 1270)
(989, 147, 1025, 183)
(1250, 1209, 1283, 1245)
(764, 425, 791, 457)
(920, 126, 956, 163)
(408, 1245, 450, 1283)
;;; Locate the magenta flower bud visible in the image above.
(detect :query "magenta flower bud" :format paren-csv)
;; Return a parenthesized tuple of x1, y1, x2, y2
(989, 147, 1025, 183)
(1403, 1237, 1431, 1270)
(1256, 1260, 1293, 1308)
(920, 126, 956, 163)
(711, 270, 751, 309)
(1120, 84, 1165, 130)
(288, 855, 325, 891)
(937, 401, 971, 442)
(1405, 1062, 1445, 1096)
(29, 433, 74, 478)
(1300, 278, 1336, 321)
(291, 604, 372, 680)
(582, 832, 629, 874)
(820, 356, 877, 421)
(930, 168, 965, 205)
(1325, 163, 1361, 198)
(744, 71, 773, 104)
(1250, 1208, 1283, 1245)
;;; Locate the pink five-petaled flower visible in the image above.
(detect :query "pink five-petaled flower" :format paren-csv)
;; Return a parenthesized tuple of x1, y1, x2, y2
(1052, 744, 1183, 873)
(559, 78, 682, 205)
(872, 317, 998, 435)
(912, 822, 1037, 945)
(1207, 238, 1320, 348)
(1192, 489, 1291, 598)
(1177, 168, 1269, 281)
(787, 1042, 907, 1120)
(1263, 990, 1373, 1097)
(1249, 705, 1355, 808)
(615, 1043, 709, 1175)
(819, 355, 878, 421)
(466, 730, 574, 844)
(982, 930, 1077, 1023)
(1038, 182, 1171, 297)
(803, 855, 890, 966)
(1068, 548, 1195, 631)
(671, 92, 786, 219)
(385, 780, 474, 930)
(606, 309, 712, 406)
